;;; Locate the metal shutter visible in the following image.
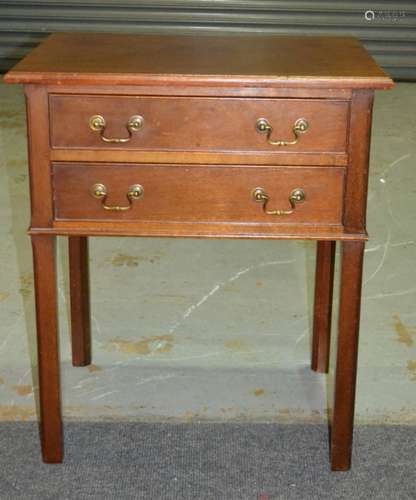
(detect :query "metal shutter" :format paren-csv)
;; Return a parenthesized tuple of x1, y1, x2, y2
(1, 0, 415, 79)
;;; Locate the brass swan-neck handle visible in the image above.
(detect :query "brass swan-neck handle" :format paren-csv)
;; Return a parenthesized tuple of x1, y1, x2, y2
(252, 187, 305, 216)
(89, 114, 144, 143)
(256, 117, 309, 146)
(90, 183, 144, 211)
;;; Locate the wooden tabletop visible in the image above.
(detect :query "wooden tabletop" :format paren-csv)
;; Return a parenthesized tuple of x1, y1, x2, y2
(4, 32, 393, 88)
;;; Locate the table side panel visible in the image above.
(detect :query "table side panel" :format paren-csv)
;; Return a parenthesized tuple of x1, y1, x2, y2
(25, 85, 54, 227)
(343, 89, 374, 233)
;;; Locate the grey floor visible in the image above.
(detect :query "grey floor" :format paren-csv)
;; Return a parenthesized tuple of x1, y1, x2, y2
(1, 422, 416, 499)
(0, 81, 415, 427)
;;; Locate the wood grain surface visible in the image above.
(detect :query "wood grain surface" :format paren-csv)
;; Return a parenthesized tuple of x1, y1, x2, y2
(311, 240, 336, 373)
(52, 163, 345, 226)
(4, 32, 393, 469)
(31, 235, 62, 463)
(49, 95, 348, 155)
(4, 33, 394, 88)
(331, 240, 365, 470)
(68, 236, 91, 367)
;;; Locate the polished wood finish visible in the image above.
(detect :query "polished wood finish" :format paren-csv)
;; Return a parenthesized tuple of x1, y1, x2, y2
(4, 33, 393, 89)
(331, 240, 365, 470)
(53, 163, 344, 226)
(312, 240, 336, 373)
(33, 222, 368, 241)
(4, 33, 393, 469)
(68, 237, 91, 367)
(343, 90, 374, 233)
(25, 85, 53, 227)
(50, 95, 348, 157)
(31, 235, 62, 463)
(50, 149, 348, 168)
(46, 83, 354, 98)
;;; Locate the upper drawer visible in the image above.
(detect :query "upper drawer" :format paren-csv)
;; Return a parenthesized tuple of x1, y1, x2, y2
(49, 95, 349, 156)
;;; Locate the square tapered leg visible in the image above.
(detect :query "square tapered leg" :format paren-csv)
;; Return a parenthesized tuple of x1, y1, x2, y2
(312, 241, 336, 373)
(331, 240, 365, 471)
(32, 235, 63, 463)
(68, 236, 91, 367)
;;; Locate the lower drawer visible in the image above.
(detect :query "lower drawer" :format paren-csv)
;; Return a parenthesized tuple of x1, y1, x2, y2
(52, 163, 344, 225)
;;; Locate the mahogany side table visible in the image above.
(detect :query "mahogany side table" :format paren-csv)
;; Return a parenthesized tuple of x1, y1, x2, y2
(4, 33, 393, 470)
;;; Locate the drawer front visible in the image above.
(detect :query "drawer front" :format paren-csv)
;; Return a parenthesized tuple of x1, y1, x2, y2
(49, 95, 348, 154)
(53, 163, 344, 225)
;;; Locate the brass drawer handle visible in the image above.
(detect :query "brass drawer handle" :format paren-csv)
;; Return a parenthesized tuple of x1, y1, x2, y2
(252, 187, 305, 216)
(256, 117, 309, 146)
(89, 114, 144, 143)
(90, 183, 144, 211)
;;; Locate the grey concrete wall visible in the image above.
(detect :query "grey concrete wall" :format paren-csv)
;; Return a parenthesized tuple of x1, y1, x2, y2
(0, 81, 415, 424)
